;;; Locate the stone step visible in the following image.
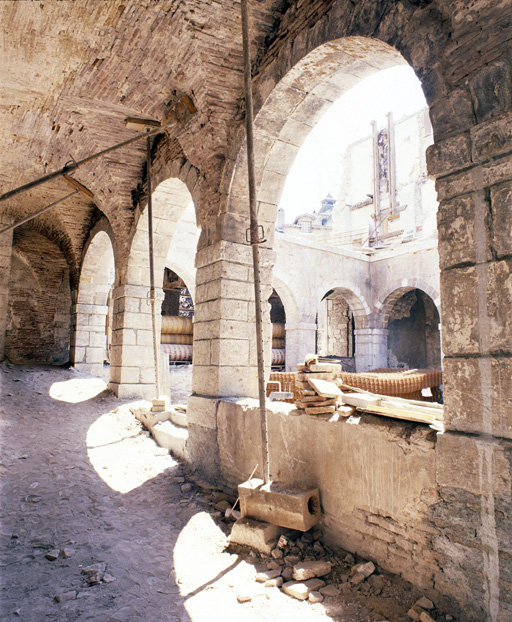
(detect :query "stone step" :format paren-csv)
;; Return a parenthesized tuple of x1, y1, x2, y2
(151, 419, 189, 461)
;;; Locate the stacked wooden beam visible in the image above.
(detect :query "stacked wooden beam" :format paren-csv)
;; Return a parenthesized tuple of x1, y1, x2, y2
(293, 357, 354, 417)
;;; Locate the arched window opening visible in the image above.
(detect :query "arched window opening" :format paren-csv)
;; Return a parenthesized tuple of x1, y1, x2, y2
(317, 289, 356, 372)
(387, 288, 441, 371)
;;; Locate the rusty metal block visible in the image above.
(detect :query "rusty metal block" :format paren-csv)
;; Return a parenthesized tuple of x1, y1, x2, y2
(238, 478, 321, 532)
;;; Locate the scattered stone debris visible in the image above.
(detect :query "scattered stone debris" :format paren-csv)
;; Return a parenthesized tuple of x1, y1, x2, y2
(81, 562, 107, 585)
(293, 560, 332, 581)
(54, 590, 77, 603)
(180, 483, 192, 493)
(45, 549, 59, 561)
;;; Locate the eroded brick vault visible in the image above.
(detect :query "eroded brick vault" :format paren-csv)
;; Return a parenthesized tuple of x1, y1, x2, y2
(1, 1, 512, 619)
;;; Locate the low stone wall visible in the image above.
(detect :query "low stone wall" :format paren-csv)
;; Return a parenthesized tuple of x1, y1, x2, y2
(187, 396, 512, 619)
(214, 400, 440, 587)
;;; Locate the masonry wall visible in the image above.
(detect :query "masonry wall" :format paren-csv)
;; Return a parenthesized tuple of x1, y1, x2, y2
(5, 232, 71, 364)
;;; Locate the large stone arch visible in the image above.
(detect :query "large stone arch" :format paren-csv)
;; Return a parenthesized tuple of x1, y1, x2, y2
(71, 221, 116, 377)
(109, 169, 197, 399)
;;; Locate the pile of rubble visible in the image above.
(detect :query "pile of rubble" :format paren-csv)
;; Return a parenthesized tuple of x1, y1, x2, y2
(231, 525, 441, 620)
(294, 356, 354, 418)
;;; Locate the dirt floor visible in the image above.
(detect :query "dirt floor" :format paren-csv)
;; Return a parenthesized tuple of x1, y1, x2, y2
(0, 362, 446, 621)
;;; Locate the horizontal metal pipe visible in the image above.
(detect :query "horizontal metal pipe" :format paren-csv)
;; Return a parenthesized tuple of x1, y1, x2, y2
(0, 190, 78, 236)
(0, 119, 176, 204)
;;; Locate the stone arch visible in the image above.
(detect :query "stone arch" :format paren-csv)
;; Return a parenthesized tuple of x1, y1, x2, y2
(316, 284, 370, 365)
(126, 177, 195, 290)
(72, 225, 115, 376)
(378, 284, 441, 370)
(319, 283, 371, 331)
(110, 173, 197, 399)
(6, 231, 71, 365)
(165, 261, 196, 305)
(272, 276, 300, 327)
(377, 280, 440, 328)
(221, 6, 449, 244)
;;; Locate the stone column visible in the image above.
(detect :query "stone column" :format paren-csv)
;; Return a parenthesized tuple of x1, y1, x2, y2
(316, 299, 328, 356)
(284, 321, 316, 371)
(108, 284, 167, 400)
(0, 214, 13, 360)
(354, 328, 388, 371)
(70, 281, 111, 377)
(187, 239, 273, 480)
(425, 66, 512, 618)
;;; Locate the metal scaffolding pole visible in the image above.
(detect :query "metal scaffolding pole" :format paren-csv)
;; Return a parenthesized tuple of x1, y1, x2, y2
(146, 135, 161, 400)
(241, 0, 269, 484)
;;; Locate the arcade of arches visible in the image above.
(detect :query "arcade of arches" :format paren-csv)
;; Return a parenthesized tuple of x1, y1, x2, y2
(1, 2, 512, 619)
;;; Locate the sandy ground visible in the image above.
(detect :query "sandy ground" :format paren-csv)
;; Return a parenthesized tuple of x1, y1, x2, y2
(0, 362, 440, 621)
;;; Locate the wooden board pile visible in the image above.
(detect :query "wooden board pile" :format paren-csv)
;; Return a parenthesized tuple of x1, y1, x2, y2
(293, 355, 444, 427)
(294, 356, 355, 418)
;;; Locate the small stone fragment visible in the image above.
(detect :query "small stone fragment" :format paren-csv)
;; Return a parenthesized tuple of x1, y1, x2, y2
(415, 597, 434, 610)
(255, 568, 281, 583)
(284, 555, 301, 566)
(301, 532, 313, 544)
(407, 605, 423, 621)
(293, 560, 332, 581)
(215, 500, 231, 512)
(271, 548, 283, 559)
(304, 578, 326, 591)
(368, 574, 384, 594)
(319, 584, 340, 597)
(59, 547, 74, 559)
(265, 577, 283, 588)
(54, 591, 77, 603)
(181, 483, 192, 493)
(282, 567, 293, 581)
(267, 560, 280, 570)
(309, 590, 324, 603)
(419, 613, 435, 622)
(344, 554, 355, 565)
(312, 528, 323, 541)
(224, 508, 241, 521)
(102, 573, 116, 583)
(45, 549, 59, 561)
(351, 561, 375, 579)
(237, 593, 252, 603)
(282, 581, 310, 601)
(350, 572, 365, 586)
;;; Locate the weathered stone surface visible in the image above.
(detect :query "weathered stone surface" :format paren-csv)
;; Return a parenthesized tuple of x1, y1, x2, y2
(292, 560, 332, 581)
(255, 568, 281, 583)
(309, 590, 324, 603)
(282, 581, 310, 600)
(228, 517, 283, 555)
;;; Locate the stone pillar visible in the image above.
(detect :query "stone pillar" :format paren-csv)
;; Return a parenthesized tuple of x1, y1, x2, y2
(354, 328, 388, 371)
(284, 321, 316, 371)
(316, 299, 328, 356)
(108, 284, 166, 400)
(187, 239, 273, 481)
(0, 215, 13, 360)
(70, 292, 110, 377)
(425, 66, 512, 618)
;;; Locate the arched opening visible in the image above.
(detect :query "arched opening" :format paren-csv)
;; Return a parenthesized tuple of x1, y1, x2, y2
(73, 230, 115, 377)
(269, 288, 286, 370)
(161, 267, 194, 404)
(385, 288, 441, 370)
(317, 288, 356, 371)
(5, 230, 71, 365)
(111, 176, 196, 400)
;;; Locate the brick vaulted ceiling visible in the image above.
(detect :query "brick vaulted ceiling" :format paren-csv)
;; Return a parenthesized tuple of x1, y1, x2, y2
(0, 0, 288, 278)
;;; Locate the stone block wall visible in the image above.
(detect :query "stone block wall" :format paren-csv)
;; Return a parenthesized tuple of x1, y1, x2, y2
(5, 232, 71, 365)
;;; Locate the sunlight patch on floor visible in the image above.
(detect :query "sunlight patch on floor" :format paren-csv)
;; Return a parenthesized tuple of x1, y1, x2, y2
(49, 377, 107, 403)
(86, 402, 177, 493)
